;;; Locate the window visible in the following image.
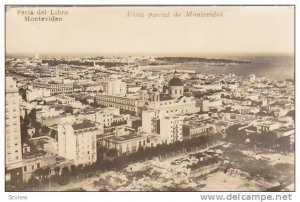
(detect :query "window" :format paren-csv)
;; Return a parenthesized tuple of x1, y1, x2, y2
(32, 165, 34, 171)
(37, 163, 40, 169)
(24, 166, 27, 172)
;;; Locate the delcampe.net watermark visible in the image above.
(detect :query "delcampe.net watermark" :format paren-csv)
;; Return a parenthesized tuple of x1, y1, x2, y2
(200, 193, 293, 202)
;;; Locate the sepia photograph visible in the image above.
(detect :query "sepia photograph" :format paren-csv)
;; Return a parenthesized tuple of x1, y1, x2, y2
(5, 5, 295, 192)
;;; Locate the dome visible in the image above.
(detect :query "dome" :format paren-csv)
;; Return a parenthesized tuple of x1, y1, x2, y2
(169, 77, 183, 86)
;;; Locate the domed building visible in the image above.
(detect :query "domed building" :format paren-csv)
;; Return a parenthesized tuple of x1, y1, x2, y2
(145, 71, 199, 116)
(168, 75, 184, 99)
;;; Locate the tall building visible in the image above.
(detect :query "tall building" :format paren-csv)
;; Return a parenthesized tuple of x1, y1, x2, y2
(5, 76, 23, 183)
(98, 79, 127, 95)
(141, 110, 165, 133)
(57, 121, 97, 166)
(160, 115, 183, 144)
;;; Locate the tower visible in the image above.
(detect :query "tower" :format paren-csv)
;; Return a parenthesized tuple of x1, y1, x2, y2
(139, 86, 148, 101)
(150, 88, 160, 102)
(5, 77, 23, 183)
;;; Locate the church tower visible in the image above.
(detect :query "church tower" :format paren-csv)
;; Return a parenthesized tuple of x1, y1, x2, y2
(150, 88, 160, 102)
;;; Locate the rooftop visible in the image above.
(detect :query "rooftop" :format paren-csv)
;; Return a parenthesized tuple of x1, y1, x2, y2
(72, 121, 96, 130)
(106, 134, 145, 143)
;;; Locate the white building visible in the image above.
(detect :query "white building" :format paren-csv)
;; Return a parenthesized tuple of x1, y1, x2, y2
(160, 115, 183, 144)
(98, 79, 127, 95)
(57, 121, 97, 166)
(141, 110, 166, 133)
(26, 87, 51, 102)
(5, 77, 23, 182)
(95, 112, 113, 127)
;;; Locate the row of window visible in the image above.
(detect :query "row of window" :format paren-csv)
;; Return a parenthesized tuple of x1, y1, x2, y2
(23, 163, 40, 172)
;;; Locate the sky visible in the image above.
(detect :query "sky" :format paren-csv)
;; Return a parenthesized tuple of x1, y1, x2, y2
(6, 6, 294, 57)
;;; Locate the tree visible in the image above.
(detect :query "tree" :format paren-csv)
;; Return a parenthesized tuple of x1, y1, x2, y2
(262, 131, 278, 148)
(27, 176, 39, 190)
(107, 148, 118, 158)
(70, 165, 79, 181)
(34, 168, 43, 180)
(22, 110, 31, 126)
(50, 130, 58, 140)
(58, 167, 70, 185)
(41, 126, 50, 134)
(20, 110, 31, 144)
(43, 167, 51, 179)
(61, 167, 70, 176)
(54, 167, 60, 176)
(278, 136, 291, 153)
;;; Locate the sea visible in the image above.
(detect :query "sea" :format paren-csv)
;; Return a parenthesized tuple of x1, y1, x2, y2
(141, 55, 294, 81)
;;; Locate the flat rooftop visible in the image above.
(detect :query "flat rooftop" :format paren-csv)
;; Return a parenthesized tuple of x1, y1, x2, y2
(72, 121, 96, 130)
(106, 134, 145, 143)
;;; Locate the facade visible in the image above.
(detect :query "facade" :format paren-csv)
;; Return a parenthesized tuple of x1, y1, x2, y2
(98, 79, 127, 95)
(95, 94, 139, 115)
(95, 112, 113, 127)
(147, 95, 198, 115)
(160, 115, 183, 144)
(33, 82, 74, 96)
(56, 95, 76, 104)
(183, 123, 216, 140)
(22, 152, 56, 182)
(101, 127, 147, 155)
(5, 77, 23, 183)
(256, 121, 280, 133)
(57, 121, 97, 166)
(22, 144, 73, 182)
(141, 110, 166, 133)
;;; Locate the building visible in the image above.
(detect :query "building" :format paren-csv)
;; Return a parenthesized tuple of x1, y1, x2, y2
(26, 87, 51, 102)
(56, 94, 76, 104)
(146, 73, 199, 115)
(255, 120, 280, 133)
(95, 94, 140, 115)
(168, 74, 184, 99)
(95, 112, 113, 127)
(98, 79, 127, 95)
(57, 121, 97, 166)
(183, 122, 216, 140)
(22, 143, 73, 182)
(141, 110, 166, 133)
(33, 82, 73, 96)
(160, 115, 183, 144)
(5, 76, 23, 183)
(101, 127, 147, 155)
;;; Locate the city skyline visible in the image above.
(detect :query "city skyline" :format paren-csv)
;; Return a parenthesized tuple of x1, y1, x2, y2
(5, 5, 295, 192)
